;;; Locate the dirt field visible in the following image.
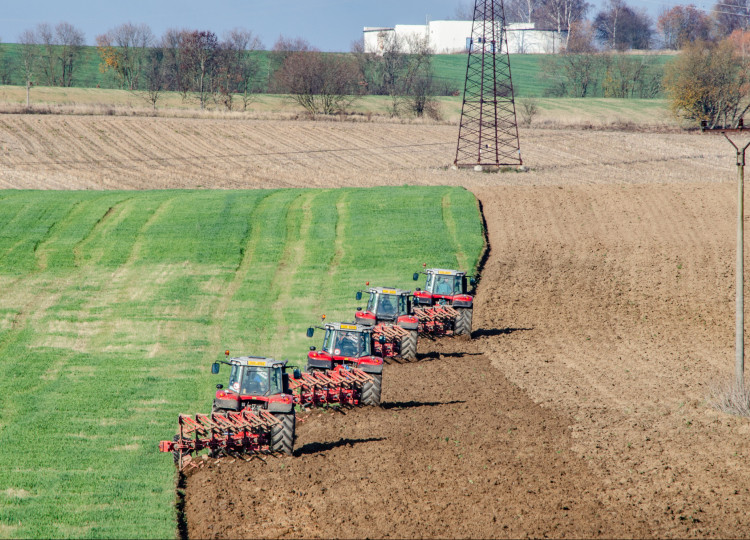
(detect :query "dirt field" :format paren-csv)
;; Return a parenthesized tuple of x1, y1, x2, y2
(3, 115, 750, 537)
(0, 114, 729, 190)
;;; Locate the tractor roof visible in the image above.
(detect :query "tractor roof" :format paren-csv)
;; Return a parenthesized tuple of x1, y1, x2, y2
(368, 286, 411, 295)
(325, 321, 373, 333)
(228, 355, 288, 368)
(426, 268, 466, 276)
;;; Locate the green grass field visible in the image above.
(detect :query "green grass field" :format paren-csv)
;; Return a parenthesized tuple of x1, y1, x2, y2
(0, 187, 484, 539)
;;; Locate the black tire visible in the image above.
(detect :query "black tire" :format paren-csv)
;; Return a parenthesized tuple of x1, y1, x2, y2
(400, 330, 417, 361)
(455, 307, 473, 336)
(172, 434, 181, 465)
(270, 412, 295, 455)
(360, 373, 382, 406)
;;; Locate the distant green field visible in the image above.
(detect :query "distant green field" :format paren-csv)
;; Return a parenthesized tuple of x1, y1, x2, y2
(0, 42, 675, 98)
(0, 187, 484, 539)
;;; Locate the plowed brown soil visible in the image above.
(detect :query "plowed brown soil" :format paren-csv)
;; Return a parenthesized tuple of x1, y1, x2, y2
(3, 114, 749, 537)
(184, 181, 750, 539)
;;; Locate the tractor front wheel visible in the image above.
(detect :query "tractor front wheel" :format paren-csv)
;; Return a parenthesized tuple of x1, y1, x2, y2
(360, 373, 382, 406)
(400, 330, 418, 361)
(271, 412, 295, 455)
(455, 307, 473, 336)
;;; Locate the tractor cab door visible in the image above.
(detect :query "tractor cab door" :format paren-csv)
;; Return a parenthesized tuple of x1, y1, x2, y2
(397, 295, 408, 316)
(462, 276, 468, 294)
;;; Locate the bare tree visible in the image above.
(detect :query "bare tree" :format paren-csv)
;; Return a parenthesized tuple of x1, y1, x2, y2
(37, 23, 57, 85)
(96, 22, 154, 90)
(402, 35, 440, 119)
(269, 35, 312, 92)
(274, 49, 360, 115)
(713, 0, 750, 39)
(182, 31, 219, 110)
(55, 22, 85, 87)
(536, 0, 591, 48)
(594, 0, 653, 50)
(379, 33, 409, 116)
(219, 28, 263, 110)
(601, 54, 661, 97)
(506, 0, 542, 24)
(18, 29, 39, 106)
(161, 28, 191, 97)
(139, 48, 166, 110)
(565, 20, 597, 52)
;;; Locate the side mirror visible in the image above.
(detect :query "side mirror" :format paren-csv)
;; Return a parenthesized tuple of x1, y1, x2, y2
(293, 368, 302, 380)
(378, 335, 386, 344)
(356, 306, 362, 311)
(309, 346, 316, 351)
(216, 383, 224, 390)
(412, 272, 419, 281)
(355, 291, 362, 301)
(306, 327, 314, 338)
(211, 362, 220, 374)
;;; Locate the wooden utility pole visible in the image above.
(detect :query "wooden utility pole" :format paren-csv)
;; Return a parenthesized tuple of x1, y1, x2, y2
(703, 121, 749, 391)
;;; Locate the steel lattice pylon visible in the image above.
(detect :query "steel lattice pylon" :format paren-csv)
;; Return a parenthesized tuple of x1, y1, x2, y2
(454, 0, 522, 168)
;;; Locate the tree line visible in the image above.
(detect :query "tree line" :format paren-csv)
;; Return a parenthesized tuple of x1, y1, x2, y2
(455, 0, 750, 51)
(0, 22, 445, 117)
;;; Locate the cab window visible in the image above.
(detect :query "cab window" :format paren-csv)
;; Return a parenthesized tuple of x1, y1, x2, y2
(269, 366, 283, 394)
(323, 328, 334, 352)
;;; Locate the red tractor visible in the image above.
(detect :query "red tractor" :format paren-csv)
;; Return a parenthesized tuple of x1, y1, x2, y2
(354, 286, 418, 361)
(304, 320, 383, 406)
(412, 267, 475, 336)
(159, 353, 298, 468)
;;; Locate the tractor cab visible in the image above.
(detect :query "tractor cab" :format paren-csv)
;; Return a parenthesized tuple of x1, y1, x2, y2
(306, 322, 384, 374)
(211, 353, 296, 414)
(413, 268, 475, 307)
(355, 287, 416, 328)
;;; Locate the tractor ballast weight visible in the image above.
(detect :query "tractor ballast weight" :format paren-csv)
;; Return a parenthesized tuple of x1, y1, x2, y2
(304, 321, 383, 406)
(354, 287, 418, 361)
(412, 267, 475, 336)
(160, 353, 297, 468)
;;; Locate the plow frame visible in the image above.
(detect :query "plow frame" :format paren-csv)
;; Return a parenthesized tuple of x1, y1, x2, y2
(413, 305, 461, 337)
(289, 365, 373, 409)
(160, 410, 280, 469)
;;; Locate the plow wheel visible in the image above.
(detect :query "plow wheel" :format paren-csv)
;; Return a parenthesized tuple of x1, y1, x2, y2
(400, 330, 418, 361)
(361, 373, 382, 406)
(271, 412, 295, 455)
(171, 434, 181, 465)
(455, 307, 473, 336)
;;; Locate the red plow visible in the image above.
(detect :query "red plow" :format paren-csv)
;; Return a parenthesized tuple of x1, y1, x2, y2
(372, 323, 410, 357)
(413, 305, 461, 336)
(161, 358, 376, 468)
(290, 365, 373, 408)
(159, 410, 281, 469)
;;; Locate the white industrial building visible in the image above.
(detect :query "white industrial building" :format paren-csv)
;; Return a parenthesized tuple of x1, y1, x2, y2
(364, 20, 564, 55)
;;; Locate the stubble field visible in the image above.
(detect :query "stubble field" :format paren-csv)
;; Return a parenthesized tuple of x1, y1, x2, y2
(2, 112, 750, 538)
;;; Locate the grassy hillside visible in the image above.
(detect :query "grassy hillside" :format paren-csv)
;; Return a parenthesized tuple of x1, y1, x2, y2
(0, 187, 484, 539)
(0, 43, 675, 98)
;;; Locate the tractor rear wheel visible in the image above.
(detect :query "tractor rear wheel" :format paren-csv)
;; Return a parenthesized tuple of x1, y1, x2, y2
(455, 307, 473, 336)
(360, 373, 382, 406)
(271, 412, 295, 455)
(400, 330, 418, 361)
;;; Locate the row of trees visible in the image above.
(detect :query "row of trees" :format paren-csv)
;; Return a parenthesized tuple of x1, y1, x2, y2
(6, 21, 445, 117)
(455, 0, 750, 51)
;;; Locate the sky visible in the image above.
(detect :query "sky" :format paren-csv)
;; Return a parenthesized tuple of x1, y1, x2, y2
(0, 0, 723, 52)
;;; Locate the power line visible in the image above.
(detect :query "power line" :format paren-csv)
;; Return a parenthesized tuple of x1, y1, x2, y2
(2, 141, 455, 169)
